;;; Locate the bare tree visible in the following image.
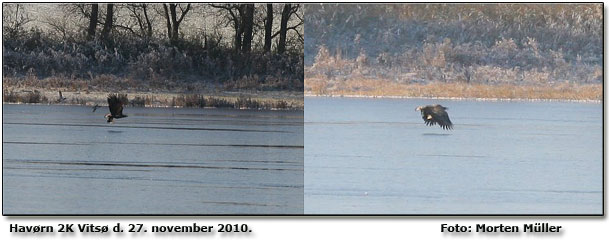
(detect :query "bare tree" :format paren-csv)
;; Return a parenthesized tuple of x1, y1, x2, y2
(87, 4, 98, 40)
(2, 4, 32, 37)
(141, 4, 153, 38)
(162, 4, 172, 40)
(124, 4, 154, 39)
(275, 4, 302, 54)
(100, 4, 114, 42)
(211, 4, 245, 53)
(241, 4, 255, 53)
(163, 3, 191, 44)
(263, 4, 273, 52)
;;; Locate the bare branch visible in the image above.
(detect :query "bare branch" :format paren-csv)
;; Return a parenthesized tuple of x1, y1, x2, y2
(176, 4, 191, 24)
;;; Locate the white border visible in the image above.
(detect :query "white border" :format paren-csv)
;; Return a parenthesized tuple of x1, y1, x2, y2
(1, 1, 606, 239)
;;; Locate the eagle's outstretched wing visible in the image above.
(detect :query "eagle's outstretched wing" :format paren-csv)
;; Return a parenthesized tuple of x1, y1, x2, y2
(418, 104, 453, 130)
(107, 94, 125, 117)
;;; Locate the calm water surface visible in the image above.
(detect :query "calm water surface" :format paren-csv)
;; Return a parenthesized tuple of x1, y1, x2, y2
(3, 104, 303, 214)
(305, 97, 602, 214)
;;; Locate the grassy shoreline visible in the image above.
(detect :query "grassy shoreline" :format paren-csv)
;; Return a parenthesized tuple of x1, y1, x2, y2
(304, 78, 602, 102)
(304, 93, 601, 103)
(3, 87, 304, 110)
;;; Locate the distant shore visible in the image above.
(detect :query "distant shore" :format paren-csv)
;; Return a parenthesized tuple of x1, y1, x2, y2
(3, 88, 304, 110)
(304, 79, 602, 102)
(304, 93, 601, 103)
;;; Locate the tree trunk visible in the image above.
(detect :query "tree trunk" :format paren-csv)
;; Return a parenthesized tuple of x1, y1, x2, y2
(100, 4, 114, 42)
(234, 26, 242, 53)
(163, 4, 190, 45)
(87, 4, 98, 41)
(278, 4, 291, 54)
(162, 4, 172, 40)
(169, 4, 179, 43)
(264, 4, 273, 52)
(241, 4, 255, 53)
(142, 4, 153, 38)
(233, 5, 244, 53)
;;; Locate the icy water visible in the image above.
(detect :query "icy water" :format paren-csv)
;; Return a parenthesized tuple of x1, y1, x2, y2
(305, 97, 602, 214)
(3, 104, 303, 215)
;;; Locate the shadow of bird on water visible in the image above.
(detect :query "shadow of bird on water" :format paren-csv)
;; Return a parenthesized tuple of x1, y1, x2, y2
(422, 133, 451, 136)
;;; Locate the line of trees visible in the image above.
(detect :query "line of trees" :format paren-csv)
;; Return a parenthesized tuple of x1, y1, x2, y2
(3, 3, 304, 91)
(63, 3, 303, 53)
(209, 4, 301, 54)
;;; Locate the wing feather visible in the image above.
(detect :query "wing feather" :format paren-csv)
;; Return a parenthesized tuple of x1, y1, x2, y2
(117, 94, 127, 116)
(430, 105, 452, 129)
(419, 105, 453, 130)
(107, 94, 124, 117)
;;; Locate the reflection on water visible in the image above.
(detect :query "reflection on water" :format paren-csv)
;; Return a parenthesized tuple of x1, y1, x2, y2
(305, 97, 602, 214)
(3, 104, 303, 214)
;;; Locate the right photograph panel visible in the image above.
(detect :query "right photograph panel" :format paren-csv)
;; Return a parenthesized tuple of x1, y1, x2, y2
(304, 3, 602, 214)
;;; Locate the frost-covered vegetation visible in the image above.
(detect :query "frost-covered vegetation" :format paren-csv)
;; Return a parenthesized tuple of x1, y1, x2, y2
(305, 4, 602, 100)
(3, 4, 304, 95)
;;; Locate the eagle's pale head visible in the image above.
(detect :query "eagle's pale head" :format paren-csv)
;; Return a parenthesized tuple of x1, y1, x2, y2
(415, 106, 423, 112)
(105, 113, 114, 123)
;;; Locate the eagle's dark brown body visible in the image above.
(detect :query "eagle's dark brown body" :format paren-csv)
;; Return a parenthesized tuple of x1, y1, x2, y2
(415, 104, 453, 130)
(105, 94, 128, 123)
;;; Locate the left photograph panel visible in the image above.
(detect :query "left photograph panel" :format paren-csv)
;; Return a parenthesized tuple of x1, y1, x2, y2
(2, 3, 304, 215)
